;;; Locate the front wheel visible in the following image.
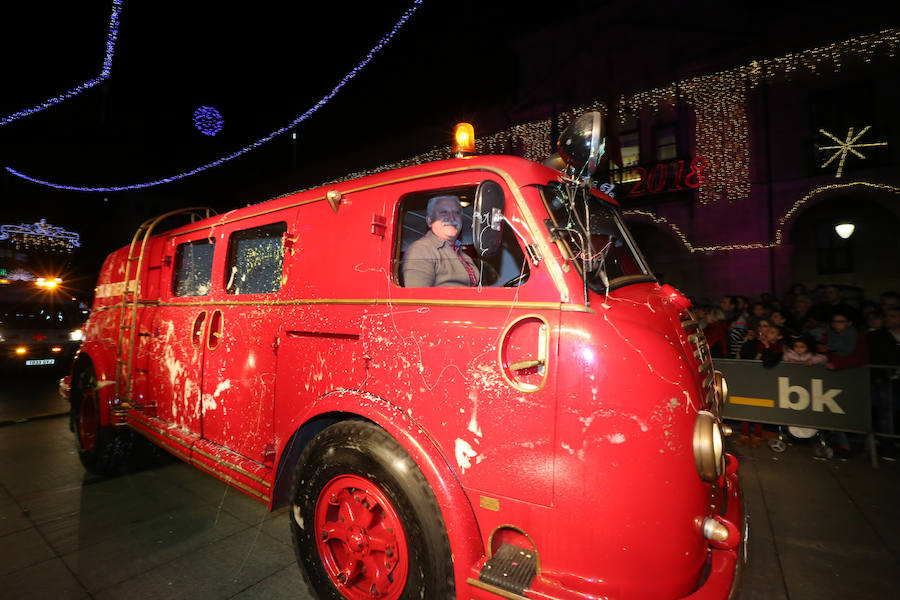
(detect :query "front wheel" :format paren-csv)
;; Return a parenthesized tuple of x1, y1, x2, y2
(71, 363, 131, 475)
(290, 421, 453, 600)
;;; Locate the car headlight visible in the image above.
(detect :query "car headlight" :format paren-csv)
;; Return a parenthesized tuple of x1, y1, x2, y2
(69, 329, 84, 342)
(693, 410, 724, 482)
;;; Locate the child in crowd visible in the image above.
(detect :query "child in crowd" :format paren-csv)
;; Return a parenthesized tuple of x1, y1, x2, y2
(701, 306, 729, 358)
(739, 321, 784, 366)
(782, 336, 827, 366)
(746, 302, 770, 331)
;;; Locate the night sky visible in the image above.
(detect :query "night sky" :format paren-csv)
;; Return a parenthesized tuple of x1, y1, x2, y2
(0, 2, 544, 198)
(0, 1, 549, 288)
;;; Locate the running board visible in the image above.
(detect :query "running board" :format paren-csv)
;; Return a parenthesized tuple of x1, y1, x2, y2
(468, 543, 537, 597)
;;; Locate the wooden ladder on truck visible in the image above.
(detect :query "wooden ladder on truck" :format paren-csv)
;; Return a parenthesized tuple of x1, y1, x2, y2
(113, 207, 216, 419)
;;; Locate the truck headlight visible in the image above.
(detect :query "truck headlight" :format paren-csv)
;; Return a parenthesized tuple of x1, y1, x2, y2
(714, 370, 728, 410)
(693, 410, 724, 482)
(69, 329, 84, 341)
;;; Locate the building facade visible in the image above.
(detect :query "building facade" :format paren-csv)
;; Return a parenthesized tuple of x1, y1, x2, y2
(498, 18, 900, 303)
(296, 6, 900, 304)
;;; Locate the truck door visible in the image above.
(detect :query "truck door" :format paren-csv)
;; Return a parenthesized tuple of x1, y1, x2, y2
(372, 176, 561, 507)
(198, 217, 293, 463)
(148, 227, 216, 434)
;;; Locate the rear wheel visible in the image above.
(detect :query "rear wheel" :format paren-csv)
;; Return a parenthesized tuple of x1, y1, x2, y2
(71, 363, 131, 475)
(290, 421, 453, 600)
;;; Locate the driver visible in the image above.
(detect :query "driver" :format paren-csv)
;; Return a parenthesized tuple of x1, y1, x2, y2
(402, 195, 479, 287)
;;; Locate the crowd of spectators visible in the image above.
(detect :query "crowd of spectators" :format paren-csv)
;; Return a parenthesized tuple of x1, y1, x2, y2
(692, 284, 900, 456)
(693, 284, 899, 366)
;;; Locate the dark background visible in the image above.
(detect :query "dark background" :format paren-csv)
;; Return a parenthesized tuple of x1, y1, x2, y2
(0, 1, 546, 293)
(1, 1, 894, 295)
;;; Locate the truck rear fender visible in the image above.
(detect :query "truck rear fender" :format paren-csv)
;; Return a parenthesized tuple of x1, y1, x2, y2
(70, 340, 119, 428)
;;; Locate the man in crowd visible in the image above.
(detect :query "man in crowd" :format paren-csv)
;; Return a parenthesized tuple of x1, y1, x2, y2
(812, 285, 864, 330)
(817, 309, 868, 456)
(868, 306, 900, 459)
(720, 295, 749, 358)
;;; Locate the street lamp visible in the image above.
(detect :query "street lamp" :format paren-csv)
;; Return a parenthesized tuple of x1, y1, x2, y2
(834, 222, 855, 239)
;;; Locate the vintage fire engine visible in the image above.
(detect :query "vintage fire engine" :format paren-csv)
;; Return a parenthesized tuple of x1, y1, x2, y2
(64, 113, 744, 599)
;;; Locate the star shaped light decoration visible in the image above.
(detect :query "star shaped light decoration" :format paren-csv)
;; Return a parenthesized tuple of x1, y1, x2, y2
(817, 126, 888, 178)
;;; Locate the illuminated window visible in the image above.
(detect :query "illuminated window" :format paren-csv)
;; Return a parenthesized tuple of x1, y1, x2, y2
(613, 112, 641, 183)
(655, 124, 678, 161)
(815, 220, 853, 274)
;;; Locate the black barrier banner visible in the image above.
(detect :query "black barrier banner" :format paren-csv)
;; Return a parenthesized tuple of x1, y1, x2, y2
(717, 359, 871, 433)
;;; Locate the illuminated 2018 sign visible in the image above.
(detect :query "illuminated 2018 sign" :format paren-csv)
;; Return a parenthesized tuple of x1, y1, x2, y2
(624, 156, 706, 197)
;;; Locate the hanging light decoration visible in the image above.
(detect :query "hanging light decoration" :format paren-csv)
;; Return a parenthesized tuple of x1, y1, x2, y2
(1, 0, 123, 126)
(834, 222, 856, 239)
(0, 219, 81, 252)
(193, 106, 225, 137)
(5, 0, 425, 191)
(313, 29, 899, 205)
(624, 182, 899, 253)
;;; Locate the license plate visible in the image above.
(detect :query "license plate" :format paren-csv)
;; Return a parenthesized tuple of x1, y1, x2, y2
(26, 359, 55, 366)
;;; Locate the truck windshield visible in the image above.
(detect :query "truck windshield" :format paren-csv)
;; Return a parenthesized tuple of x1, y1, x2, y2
(0, 301, 81, 330)
(539, 182, 654, 293)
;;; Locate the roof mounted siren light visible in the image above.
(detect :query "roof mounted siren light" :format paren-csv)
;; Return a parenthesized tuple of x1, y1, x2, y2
(556, 111, 605, 183)
(453, 122, 476, 157)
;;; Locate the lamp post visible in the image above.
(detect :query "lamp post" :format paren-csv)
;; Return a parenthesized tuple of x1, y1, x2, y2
(835, 222, 855, 239)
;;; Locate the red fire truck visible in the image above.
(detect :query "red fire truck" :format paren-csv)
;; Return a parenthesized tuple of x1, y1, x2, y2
(64, 113, 744, 599)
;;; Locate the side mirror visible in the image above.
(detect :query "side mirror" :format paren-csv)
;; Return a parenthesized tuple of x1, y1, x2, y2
(473, 180, 505, 257)
(557, 111, 605, 179)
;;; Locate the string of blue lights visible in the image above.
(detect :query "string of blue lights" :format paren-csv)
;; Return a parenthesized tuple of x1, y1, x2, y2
(4, 0, 424, 193)
(0, 0, 123, 127)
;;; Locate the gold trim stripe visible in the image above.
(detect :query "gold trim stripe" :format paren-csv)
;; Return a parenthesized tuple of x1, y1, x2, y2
(128, 412, 272, 488)
(128, 412, 195, 448)
(466, 578, 531, 600)
(190, 444, 272, 487)
(189, 455, 270, 502)
(96, 298, 593, 313)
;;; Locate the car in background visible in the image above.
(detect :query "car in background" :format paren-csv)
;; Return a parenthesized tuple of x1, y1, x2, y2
(0, 279, 84, 372)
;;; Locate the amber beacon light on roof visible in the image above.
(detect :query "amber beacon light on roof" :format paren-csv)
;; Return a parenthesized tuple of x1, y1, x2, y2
(453, 122, 476, 157)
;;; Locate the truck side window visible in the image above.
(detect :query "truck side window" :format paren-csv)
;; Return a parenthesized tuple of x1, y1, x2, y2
(394, 187, 529, 288)
(225, 222, 287, 295)
(173, 239, 214, 297)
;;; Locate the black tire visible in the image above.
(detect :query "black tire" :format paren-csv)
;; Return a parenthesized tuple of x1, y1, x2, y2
(290, 421, 454, 600)
(71, 363, 132, 476)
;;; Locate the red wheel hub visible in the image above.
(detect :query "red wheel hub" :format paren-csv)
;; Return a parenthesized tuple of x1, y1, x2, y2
(315, 474, 409, 600)
(78, 383, 98, 451)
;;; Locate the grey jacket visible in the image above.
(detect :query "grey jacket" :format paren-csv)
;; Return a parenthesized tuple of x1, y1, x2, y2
(402, 231, 479, 287)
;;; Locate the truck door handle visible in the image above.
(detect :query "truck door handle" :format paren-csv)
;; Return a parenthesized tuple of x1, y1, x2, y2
(510, 359, 545, 371)
(207, 310, 223, 350)
(191, 312, 207, 349)
(498, 315, 549, 392)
